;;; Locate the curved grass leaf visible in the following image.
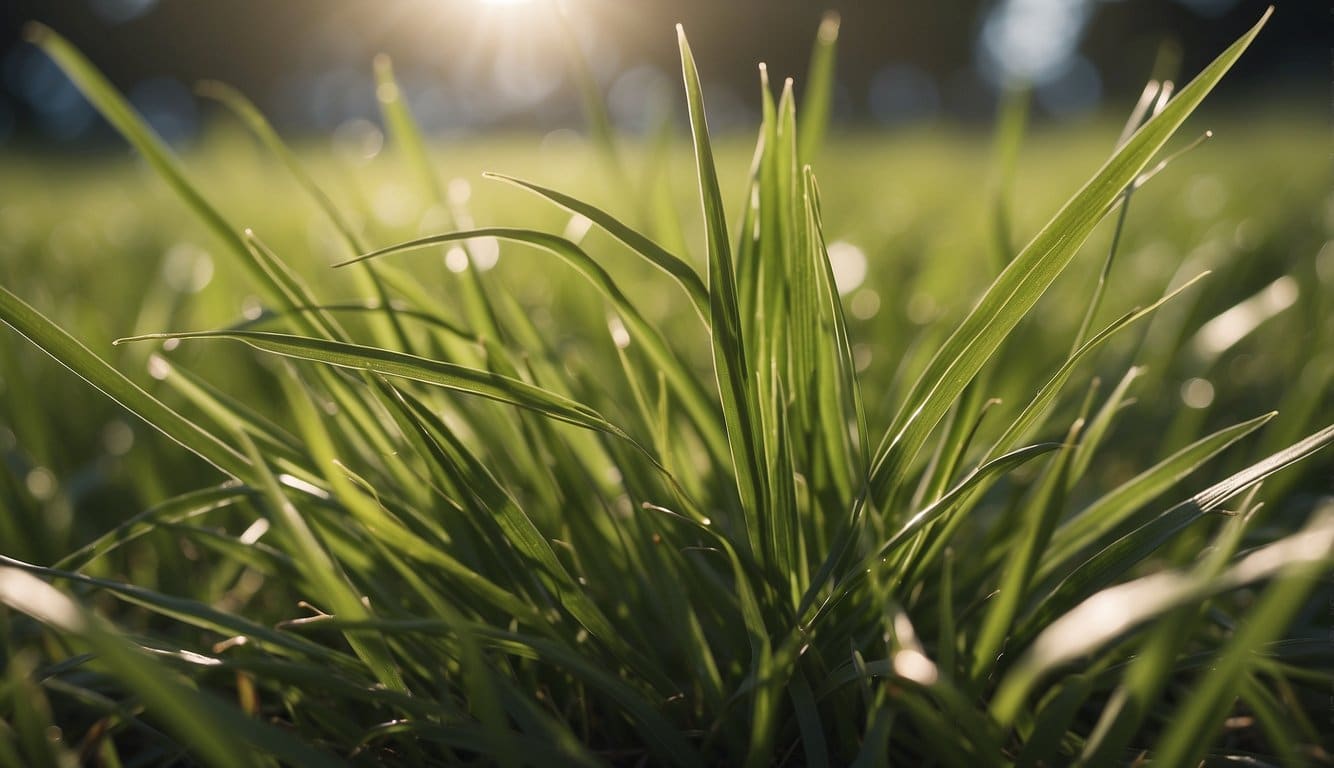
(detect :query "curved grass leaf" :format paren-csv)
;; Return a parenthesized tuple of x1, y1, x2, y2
(0, 555, 361, 668)
(337, 227, 730, 467)
(237, 431, 408, 693)
(876, 442, 1062, 567)
(1022, 422, 1333, 642)
(197, 80, 362, 253)
(969, 421, 1080, 683)
(986, 272, 1208, 458)
(867, 9, 1272, 507)
(1040, 410, 1275, 574)
(991, 507, 1334, 725)
(0, 285, 250, 480)
(55, 485, 252, 571)
(25, 25, 262, 290)
(483, 172, 709, 322)
(679, 25, 769, 558)
(1073, 487, 1261, 765)
(807, 442, 1060, 628)
(116, 329, 650, 453)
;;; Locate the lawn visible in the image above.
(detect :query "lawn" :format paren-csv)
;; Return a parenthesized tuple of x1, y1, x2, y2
(0, 13, 1330, 767)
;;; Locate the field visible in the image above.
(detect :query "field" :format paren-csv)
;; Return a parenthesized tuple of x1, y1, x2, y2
(1, 15, 1331, 767)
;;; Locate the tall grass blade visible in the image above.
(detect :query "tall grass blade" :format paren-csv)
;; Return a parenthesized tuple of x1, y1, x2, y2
(679, 25, 769, 556)
(1024, 422, 1333, 638)
(797, 12, 840, 166)
(866, 9, 1272, 508)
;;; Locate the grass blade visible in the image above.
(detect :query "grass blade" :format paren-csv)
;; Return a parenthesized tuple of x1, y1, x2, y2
(0, 568, 336, 767)
(0, 285, 250, 480)
(797, 12, 840, 166)
(338, 227, 729, 464)
(117, 329, 650, 452)
(483, 172, 709, 322)
(867, 9, 1272, 507)
(1041, 410, 1276, 573)
(992, 509, 1334, 725)
(679, 24, 769, 558)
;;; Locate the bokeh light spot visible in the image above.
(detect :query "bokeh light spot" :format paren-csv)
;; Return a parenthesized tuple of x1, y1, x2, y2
(826, 241, 868, 295)
(162, 243, 214, 293)
(1180, 378, 1215, 409)
(850, 289, 881, 320)
(25, 467, 57, 500)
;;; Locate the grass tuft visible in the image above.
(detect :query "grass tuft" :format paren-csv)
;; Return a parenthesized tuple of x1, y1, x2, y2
(2, 6, 1329, 765)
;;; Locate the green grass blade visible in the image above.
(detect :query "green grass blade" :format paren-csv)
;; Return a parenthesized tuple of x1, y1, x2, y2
(806, 442, 1059, 630)
(991, 509, 1334, 725)
(0, 555, 363, 669)
(969, 420, 1079, 683)
(236, 430, 408, 693)
(1067, 366, 1142, 485)
(373, 54, 443, 200)
(375, 54, 522, 352)
(338, 227, 729, 462)
(1015, 671, 1099, 766)
(0, 568, 337, 767)
(988, 84, 1031, 267)
(804, 171, 870, 494)
(986, 272, 1208, 458)
(679, 24, 770, 557)
(876, 442, 1062, 566)
(55, 485, 251, 571)
(867, 9, 1272, 506)
(395, 412, 679, 698)
(1073, 488, 1261, 765)
(148, 351, 314, 474)
(1024, 422, 1333, 639)
(380, 620, 703, 767)
(788, 669, 830, 768)
(197, 80, 362, 253)
(797, 12, 840, 166)
(1042, 410, 1275, 572)
(0, 285, 250, 480)
(117, 329, 651, 453)
(483, 173, 709, 322)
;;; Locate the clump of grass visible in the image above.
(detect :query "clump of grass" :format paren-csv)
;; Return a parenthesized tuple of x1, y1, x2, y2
(2, 7, 1331, 766)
